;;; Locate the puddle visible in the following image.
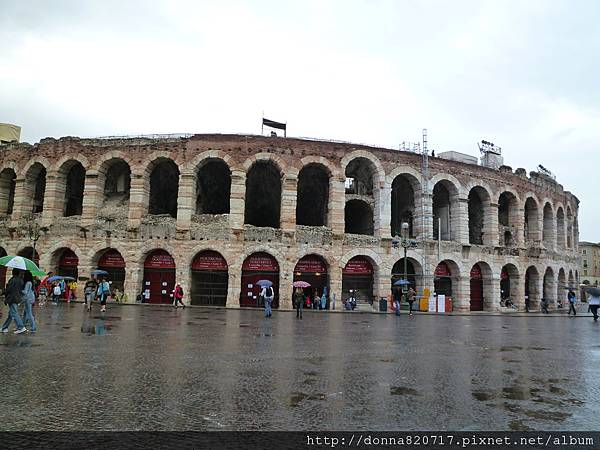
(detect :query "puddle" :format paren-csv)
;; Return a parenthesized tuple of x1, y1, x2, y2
(472, 391, 495, 401)
(529, 347, 549, 351)
(304, 371, 318, 377)
(499, 346, 523, 352)
(503, 369, 514, 375)
(509, 419, 534, 431)
(379, 358, 396, 363)
(0, 341, 43, 347)
(239, 324, 250, 328)
(289, 392, 326, 407)
(502, 387, 530, 400)
(390, 386, 419, 396)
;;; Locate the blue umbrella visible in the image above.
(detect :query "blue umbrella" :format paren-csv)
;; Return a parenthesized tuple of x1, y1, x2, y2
(256, 280, 273, 287)
(47, 275, 75, 282)
(393, 279, 411, 286)
(91, 269, 109, 276)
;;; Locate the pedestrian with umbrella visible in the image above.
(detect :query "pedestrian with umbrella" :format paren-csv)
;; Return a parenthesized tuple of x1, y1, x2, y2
(96, 276, 111, 313)
(84, 276, 99, 310)
(586, 287, 600, 321)
(21, 271, 37, 333)
(1, 268, 27, 334)
(293, 281, 310, 319)
(257, 280, 274, 318)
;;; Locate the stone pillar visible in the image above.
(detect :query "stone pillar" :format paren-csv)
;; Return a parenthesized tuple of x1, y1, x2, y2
(485, 276, 501, 312)
(373, 265, 390, 309)
(127, 173, 147, 229)
(174, 259, 191, 305)
(10, 178, 28, 221)
(0, 173, 13, 216)
(484, 203, 499, 246)
(81, 171, 101, 225)
(226, 270, 241, 308)
(375, 184, 391, 238)
(229, 170, 246, 231)
(329, 265, 343, 310)
(41, 171, 64, 223)
(455, 196, 469, 244)
(280, 173, 297, 233)
(125, 265, 144, 305)
(513, 273, 525, 311)
(176, 172, 195, 232)
(329, 177, 345, 235)
(514, 207, 525, 247)
(453, 275, 471, 312)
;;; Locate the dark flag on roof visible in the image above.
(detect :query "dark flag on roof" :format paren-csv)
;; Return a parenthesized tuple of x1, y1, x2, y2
(262, 118, 286, 137)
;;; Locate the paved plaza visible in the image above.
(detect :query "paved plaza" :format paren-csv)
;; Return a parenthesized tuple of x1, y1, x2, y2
(1, 304, 599, 431)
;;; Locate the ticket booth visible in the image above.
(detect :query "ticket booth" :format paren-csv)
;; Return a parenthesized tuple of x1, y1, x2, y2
(240, 252, 279, 308)
(191, 250, 228, 306)
(98, 249, 126, 292)
(143, 250, 176, 304)
(342, 256, 374, 304)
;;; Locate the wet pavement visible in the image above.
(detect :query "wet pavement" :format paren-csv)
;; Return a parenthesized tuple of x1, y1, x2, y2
(1, 304, 599, 431)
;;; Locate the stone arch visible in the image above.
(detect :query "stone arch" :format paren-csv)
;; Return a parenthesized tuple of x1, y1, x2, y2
(186, 244, 234, 270)
(340, 249, 382, 269)
(53, 155, 90, 173)
(0, 167, 17, 215)
(524, 195, 541, 243)
(542, 202, 555, 248)
(391, 256, 423, 295)
(390, 171, 421, 238)
(341, 150, 385, 186)
(557, 268, 567, 306)
(566, 205, 574, 249)
(498, 190, 520, 246)
(467, 185, 492, 245)
(189, 247, 230, 306)
(194, 158, 231, 215)
(433, 259, 460, 299)
(146, 156, 180, 217)
(54, 158, 86, 217)
(429, 173, 464, 196)
(185, 150, 236, 174)
(525, 265, 541, 309)
(244, 159, 282, 228)
(543, 266, 556, 307)
(469, 261, 494, 311)
(297, 162, 330, 226)
(89, 245, 130, 267)
(96, 156, 132, 213)
(556, 206, 566, 249)
(432, 177, 461, 241)
(501, 263, 520, 305)
(20, 157, 51, 179)
(48, 246, 80, 280)
(299, 156, 338, 178)
(23, 161, 48, 214)
(234, 245, 287, 275)
(93, 151, 132, 172)
(243, 152, 287, 175)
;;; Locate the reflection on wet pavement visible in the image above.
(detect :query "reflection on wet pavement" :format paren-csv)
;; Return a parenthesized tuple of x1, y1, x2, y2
(0, 304, 599, 431)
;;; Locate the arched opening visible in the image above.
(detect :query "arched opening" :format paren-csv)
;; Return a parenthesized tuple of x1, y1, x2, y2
(293, 254, 329, 306)
(345, 158, 374, 196)
(434, 261, 454, 297)
(525, 266, 540, 309)
(391, 257, 420, 292)
(103, 160, 131, 212)
(566, 207, 573, 249)
(557, 268, 567, 307)
(0, 246, 7, 287)
(524, 197, 540, 243)
(501, 264, 519, 305)
(0, 168, 16, 215)
(143, 250, 176, 304)
(191, 250, 228, 306)
(296, 164, 329, 226)
(543, 267, 556, 307)
(64, 162, 85, 217)
(556, 207, 566, 249)
(344, 200, 373, 235)
(97, 249, 126, 293)
(240, 252, 279, 308)
(543, 203, 554, 247)
(196, 160, 231, 214)
(17, 247, 39, 266)
(56, 248, 79, 280)
(149, 160, 179, 217)
(391, 174, 417, 238)
(470, 264, 484, 311)
(342, 256, 374, 306)
(25, 163, 46, 214)
(244, 161, 281, 228)
(433, 181, 458, 241)
(498, 191, 518, 246)
(468, 187, 486, 245)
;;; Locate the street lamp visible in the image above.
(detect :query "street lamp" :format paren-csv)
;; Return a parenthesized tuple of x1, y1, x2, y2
(22, 214, 48, 262)
(392, 222, 418, 297)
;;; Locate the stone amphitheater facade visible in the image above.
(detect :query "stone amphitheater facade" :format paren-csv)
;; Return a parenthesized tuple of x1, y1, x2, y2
(0, 134, 580, 312)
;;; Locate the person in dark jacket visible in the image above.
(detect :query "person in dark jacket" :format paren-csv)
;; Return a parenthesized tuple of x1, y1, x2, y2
(567, 290, 577, 316)
(293, 288, 304, 319)
(1, 269, 27, 334)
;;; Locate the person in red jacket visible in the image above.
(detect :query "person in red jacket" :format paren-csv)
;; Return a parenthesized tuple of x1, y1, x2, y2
(172, 283, 185, 308)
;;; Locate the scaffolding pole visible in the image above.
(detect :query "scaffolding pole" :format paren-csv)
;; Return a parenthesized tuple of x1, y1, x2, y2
(421, 129, 431, 294)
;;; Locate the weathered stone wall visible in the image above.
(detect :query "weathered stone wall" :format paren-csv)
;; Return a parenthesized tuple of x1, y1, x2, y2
(0, 134, 580, 312)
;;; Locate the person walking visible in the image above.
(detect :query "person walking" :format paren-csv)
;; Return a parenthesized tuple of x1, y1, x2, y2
(172, 283, 185, 308)
(540, 297, 549, 314)
(524, 294, 530, 313)
(407, 287, 416, 316)
(84, 277, 97, 309)
(96, 277, 110, 313)
(568, 290, 577, 316)
(21, 271, 37, 333)
(1, 269, 27, 334)
(263, 284, 274, 318)
(393, 288, 401, 316)
(588, 292, 600, 322)
(52, 282, 61, 305)
(293, 287, 304, 319)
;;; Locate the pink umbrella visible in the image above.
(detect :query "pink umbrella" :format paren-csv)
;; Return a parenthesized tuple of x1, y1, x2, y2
(293, 281, 311, 288)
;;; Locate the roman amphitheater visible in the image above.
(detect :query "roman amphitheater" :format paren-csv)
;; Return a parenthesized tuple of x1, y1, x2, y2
(0, 133, 580, 312)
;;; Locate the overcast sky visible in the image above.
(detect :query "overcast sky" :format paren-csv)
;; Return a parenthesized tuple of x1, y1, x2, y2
(1, 0, 598, 239)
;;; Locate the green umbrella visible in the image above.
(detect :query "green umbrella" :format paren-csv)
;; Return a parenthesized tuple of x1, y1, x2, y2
(0, 255, 46, 277)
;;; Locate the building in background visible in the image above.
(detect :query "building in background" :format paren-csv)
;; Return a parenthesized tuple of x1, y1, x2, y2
(0, 123, 21, 145)
(580, 241, 600, 286)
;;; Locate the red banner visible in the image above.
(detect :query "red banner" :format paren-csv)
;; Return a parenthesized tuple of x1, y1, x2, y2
(435, 261, 451, 277)
(294, 255, 327, 274)
(470, 264, 482, 279)
(242, 252, 279, 272)
(192, 251, 228, 271)
(343, 256, 373, 275)
(144, 250, 176, 269)
(59, 250, 79, 267)
(98, 250, 126, 268)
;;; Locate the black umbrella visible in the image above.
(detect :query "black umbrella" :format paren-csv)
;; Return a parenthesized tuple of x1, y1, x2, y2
(585, 286, 600, 297)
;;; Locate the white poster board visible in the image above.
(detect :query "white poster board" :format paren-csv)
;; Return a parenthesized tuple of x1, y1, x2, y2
(437, 294, 446, 313)
(428, 294, 437, 312)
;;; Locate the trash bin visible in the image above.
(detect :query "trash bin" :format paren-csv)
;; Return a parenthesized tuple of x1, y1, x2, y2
(379, 298, 388, 312)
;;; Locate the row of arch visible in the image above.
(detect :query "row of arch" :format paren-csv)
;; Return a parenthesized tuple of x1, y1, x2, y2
(0, 151, 578, 250)
(0, 243, 578, 312)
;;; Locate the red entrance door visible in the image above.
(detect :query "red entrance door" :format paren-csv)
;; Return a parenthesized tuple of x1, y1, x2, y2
(98, 249, 126, 292)
(240, 252, 279, 308)
(470, 264, 483, 311)
(143, 250, 176, 304)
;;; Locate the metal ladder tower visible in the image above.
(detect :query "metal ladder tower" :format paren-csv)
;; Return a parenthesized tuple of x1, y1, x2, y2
(421, 129, 431, 293)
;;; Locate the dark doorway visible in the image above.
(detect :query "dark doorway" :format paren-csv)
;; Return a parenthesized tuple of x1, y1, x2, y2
(240, 252, 279, 308)
(149, 160, 179, 217)
(244, 162, 281, 228)
(391, 175, 415, 238)
(296, 164, 329, 226)
(196, 161, 231, 214)
(191, 250, 228, 306)
(64, 162, 85, 216)
(345, 200, 373, 235)
(143, 250, 176, 304)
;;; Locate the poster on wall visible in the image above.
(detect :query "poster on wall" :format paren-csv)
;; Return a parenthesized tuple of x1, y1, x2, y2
(437, 294, 446, 313)
(428, 294, 437, 312)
